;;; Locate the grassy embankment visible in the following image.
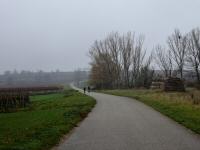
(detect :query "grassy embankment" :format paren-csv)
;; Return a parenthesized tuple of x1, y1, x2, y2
(0, 89, 96, 150)
(102, 89, 200, 134)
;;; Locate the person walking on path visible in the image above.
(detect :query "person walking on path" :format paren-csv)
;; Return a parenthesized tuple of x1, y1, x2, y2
(83, 87, 86, 94)
(87, 86, 90, 93)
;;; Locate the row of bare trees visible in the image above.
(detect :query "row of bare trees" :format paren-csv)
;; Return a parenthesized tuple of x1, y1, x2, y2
(89, 27, 200, 89)
(89, 28, 200, 88)
(154, 28, 200, 83)
(89, 32, 154, 89)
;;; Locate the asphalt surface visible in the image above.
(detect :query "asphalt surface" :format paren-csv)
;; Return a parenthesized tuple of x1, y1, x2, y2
(55, 88, 200, 150)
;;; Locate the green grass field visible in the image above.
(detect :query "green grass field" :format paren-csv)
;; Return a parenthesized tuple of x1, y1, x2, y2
(102, 89, 200, 134)
(0, 90, 96, 150)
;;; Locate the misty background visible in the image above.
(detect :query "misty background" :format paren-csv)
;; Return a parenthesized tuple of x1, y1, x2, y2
(0, 0, 200, 74)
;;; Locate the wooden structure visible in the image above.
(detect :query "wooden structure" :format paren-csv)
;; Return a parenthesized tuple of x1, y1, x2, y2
(164, 77, 185, 92)
(150, 82, 163, 89)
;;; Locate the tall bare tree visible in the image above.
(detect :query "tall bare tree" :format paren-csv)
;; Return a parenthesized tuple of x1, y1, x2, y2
(187, 28, 200, 83)
(130, 35, 146, 87)
(119, 32, 133, 88)
(168, 29, 187, 79)
(106, 32, 122, 87)
(154, 45, 173, 78)
(89, 40, 116, 88)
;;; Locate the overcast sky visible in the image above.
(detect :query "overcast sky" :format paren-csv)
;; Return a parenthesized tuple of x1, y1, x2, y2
(0, 0, 199, 73)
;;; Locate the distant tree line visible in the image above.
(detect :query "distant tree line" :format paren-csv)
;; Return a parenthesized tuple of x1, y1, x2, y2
(0, 70, 88, 87)
(89, 27, 200, 89)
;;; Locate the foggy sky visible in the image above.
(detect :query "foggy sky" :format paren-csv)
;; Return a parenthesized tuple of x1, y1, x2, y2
(0, 0, 200, 73)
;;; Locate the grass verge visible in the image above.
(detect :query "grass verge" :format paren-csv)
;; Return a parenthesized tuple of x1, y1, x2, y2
(101, 89, 200, 134)
(0, 90, 96, 150)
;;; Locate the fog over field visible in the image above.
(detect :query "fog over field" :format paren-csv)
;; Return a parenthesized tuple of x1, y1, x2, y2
(0, 0, 200, 73)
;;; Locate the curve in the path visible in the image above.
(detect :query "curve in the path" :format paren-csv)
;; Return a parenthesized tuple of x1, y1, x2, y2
(55, 87, 200, 150)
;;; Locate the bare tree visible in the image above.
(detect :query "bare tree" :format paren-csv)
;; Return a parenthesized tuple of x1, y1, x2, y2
(167, 29, 187, 79)
(106, 32, 122, 88)
(89, 38, 117, 89)
(154, 45, 173, 78)
(187, 28, 200, 83)
(119, 32, 133, 88)
(130, 35, 146, 87)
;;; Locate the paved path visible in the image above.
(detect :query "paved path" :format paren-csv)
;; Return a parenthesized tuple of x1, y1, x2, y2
(55, 87, 200, 150)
